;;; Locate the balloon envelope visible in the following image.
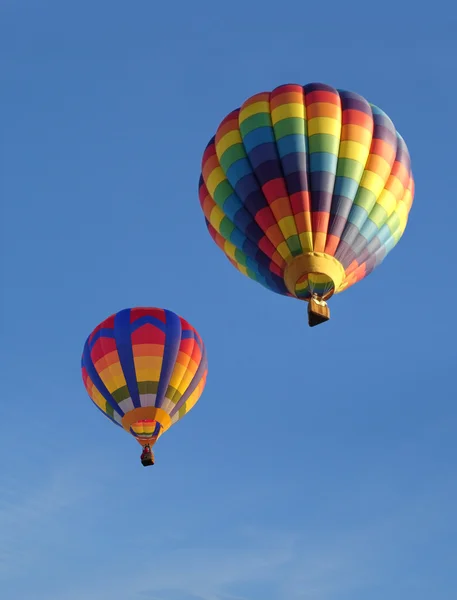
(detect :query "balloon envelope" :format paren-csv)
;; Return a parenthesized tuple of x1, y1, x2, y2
(199, 83, 414, 316)
(81, 307, 208, 450)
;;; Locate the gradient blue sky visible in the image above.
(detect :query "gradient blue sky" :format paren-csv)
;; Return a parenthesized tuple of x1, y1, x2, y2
(1, 2, 456, 599)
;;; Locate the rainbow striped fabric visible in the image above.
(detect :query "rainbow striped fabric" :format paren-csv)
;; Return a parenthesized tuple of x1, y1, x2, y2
(81, 308, 208, 446)
(199, 83, 414, 300)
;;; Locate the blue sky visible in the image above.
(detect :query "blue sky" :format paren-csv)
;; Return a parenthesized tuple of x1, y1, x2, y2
(1, 1, 456, 599)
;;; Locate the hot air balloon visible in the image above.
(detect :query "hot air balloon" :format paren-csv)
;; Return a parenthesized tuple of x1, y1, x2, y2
(81, 307, 208, 466)
(199, 83, 414, 326)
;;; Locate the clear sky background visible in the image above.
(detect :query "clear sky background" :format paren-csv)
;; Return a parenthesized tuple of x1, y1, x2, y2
(1, 2, 456, 599)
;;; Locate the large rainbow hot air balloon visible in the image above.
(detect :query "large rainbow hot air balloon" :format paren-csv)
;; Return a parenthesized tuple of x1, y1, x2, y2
(199, 83, 414, 326)
(81, 307, 208, 466)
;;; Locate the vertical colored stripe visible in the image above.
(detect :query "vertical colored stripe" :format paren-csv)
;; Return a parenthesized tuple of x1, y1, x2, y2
(155, 309, 182, 409)
(170, 345, 208, 417)
(82, 342, 124, 418)
(113, 309, 141, 409)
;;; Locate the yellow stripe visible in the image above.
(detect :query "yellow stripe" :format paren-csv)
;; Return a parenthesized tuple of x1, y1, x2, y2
(376, 190, 397, 216)
(307, 117, 341, 137)
(205, 167, 226, 196)
(98, 363, 126, 394)
(175, 370, 194, 394)
(239, 101, 270, 122)
(133, 356, 163, 377)
(90, 387, 106, 411)
(271, 103, 304, 124)
(386, 177, 405, 200)
(224, 240, 237, 260)
(396, 202, 408, 222)
(276, 240, 291, 261)
(181, 378, 206, 418)
(299, 231, 313, 253)
(236, 262, 249, 277)
(359, 170, 386, 198)
(168, 363, 187, 390)
(339, 140, 370, 163)
(278, 215, 298, 239)
(216, 130, 243, 157)
(209, 204, 225, 230)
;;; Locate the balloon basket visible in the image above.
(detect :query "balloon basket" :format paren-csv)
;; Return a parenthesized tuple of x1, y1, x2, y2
(140, 449, 155, 467)
(308, 297, 330, 327)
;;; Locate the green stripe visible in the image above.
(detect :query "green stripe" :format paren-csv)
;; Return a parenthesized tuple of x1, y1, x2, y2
(219, 216, 235, 240)
(240, 113, 272, 137)
(165, 385, 182, 403)
(235, 248, 248, 266)
(336, 158, 365, 181)
(213, 180, 233, 206)
(273, 117, 305, 138)
(111, 385, 131, 403)
(286, 234, 302, 256)
(354, 187, 377, 211)
(308, 134, 339, 155)
(219, 144, 246, 172)
(105, 403, 115, 418)
(138, 381, 159, 395)
(369, 205, 388, 228)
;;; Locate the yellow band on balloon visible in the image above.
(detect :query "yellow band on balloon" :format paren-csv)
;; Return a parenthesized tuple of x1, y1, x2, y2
(283, 252, 346, 299)
(121, 407, 172, 435)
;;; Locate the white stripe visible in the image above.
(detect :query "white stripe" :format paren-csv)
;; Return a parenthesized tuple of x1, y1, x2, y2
(159, 397, 174, 415)
(118, 397, 135, 413)
(113, 412, 123, 425)
(139, 393, 157, 407)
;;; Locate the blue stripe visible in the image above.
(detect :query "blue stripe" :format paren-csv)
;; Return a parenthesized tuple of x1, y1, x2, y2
(170, 345, 208, 417)
(226, 158, 253, 187)
(309, 152, 338, 173)
(243, 127, 275, 153)
(89, 328, 115, 350)
(359, 218, 379, 243)
(155, 310, 181, 409)
(384, 234, 396, 253)
(82, 340, 124, 418)
(130, 315, 166, 333)
(230, 228, 248, 251)
(375, 223, 392, 245)
(276, 134, 306, 158)
(333, 176, 359, 199)
(222, 193, 244, 219)
(114, 309, 141, 409)
(246, 257, 262, 275)
(347, 205, 368, 229)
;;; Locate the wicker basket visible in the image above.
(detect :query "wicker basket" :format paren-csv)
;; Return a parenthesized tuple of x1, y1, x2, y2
(308, 297, 330, 327)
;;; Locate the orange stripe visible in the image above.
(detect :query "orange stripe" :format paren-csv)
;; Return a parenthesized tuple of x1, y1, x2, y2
(270, 196, 292, 220)
(306, 102, 341, 119)
(342, 109, 373, 129)
(242, 92, 270, 107)
(371, 139, 396, 163)
(132, 343, 164, 358)
(202, 154, 220, 180)
(341, 124, 372, 145)
(270, 90, 304, 109)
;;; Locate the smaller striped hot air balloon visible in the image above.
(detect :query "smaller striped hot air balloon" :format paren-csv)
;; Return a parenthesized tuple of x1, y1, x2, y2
(81, 307, 208, 466)
(198, 83, 414, 326)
